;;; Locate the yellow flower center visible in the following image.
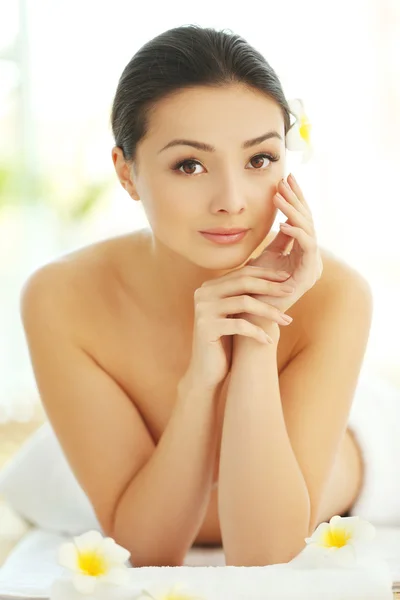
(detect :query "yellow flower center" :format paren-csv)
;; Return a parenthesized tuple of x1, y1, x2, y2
(322, 527, 352, 548)
(299, 115, 312, 144)
(77, 551, 107, 576)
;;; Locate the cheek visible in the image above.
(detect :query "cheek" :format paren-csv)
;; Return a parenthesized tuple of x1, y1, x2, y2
(141, 189, 190, 240)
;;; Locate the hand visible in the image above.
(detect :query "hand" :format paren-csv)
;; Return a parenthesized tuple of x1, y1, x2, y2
(245, 173, 323, 314)
(184, 266, 297, 391)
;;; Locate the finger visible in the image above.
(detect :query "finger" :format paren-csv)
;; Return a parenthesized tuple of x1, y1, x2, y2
(202, 274, 295, 300)
(279, 223, 318, 256)
(241, 264, 291, 282)
(231, 265, 289, 280)
(274, 193, 314, 236)
(261, 225, 294, 256)
(278, 178, 310, 221)
(280, 176, 315, 231)
(238, 265, 292, 281)
(220, 317, 274, 344)
(202, 265, 289, 286)
(219, 296, 291, 326)
(287, 173, 313, 215)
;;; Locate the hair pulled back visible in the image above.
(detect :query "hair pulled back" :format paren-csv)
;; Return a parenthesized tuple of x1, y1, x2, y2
(111, 25, 295, 170)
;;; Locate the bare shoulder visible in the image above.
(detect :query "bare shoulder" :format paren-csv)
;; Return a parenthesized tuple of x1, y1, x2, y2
(290, 243, 373, 351)
(19, 230, 147, 342)
(305, 244, 372, 307)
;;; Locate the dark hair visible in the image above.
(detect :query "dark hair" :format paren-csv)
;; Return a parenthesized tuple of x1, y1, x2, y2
(111, 24, 295, 171)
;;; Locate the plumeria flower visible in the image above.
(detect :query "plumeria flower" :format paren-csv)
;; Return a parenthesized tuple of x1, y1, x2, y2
(138, 582, 205, 600)
(285, 98, 313, 164)
(57, 530, 131, 595)
(290, 515, 376, 569)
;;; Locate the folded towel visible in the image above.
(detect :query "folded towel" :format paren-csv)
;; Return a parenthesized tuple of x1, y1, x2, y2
(0, 529, 65, 599)
(0, 422, 101, 536)
(347, 371, 400, 525)
(0, 527, 395, 600)
(0, 528, 227, 599)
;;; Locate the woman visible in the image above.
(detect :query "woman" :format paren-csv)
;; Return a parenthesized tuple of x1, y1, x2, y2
(20, 25, 372, 567)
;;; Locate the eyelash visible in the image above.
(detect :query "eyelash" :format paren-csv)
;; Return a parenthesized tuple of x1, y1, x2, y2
(171, 152, 280, 175)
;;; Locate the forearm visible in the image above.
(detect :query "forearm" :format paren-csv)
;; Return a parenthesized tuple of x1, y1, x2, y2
(218, 322, 310, 566)
(112, 374, 220, 567)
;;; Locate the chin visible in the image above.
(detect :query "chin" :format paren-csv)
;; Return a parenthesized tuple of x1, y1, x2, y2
(191, 244, 258, 272)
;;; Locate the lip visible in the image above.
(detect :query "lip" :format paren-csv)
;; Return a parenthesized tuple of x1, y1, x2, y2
(199, 228, 249, 234)
(199, 230, 249, 245)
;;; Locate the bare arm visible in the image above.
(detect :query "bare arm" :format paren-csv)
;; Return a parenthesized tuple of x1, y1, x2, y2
(218, 322, 310, 566)
(112, 373, 220, 566)
(20, 266, 220, 567)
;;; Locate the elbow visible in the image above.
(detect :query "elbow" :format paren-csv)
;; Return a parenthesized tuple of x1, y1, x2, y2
(267, 537, 308, 566)
(226, 539, 307, 567)
(107, 521, 185, 568)
(228, 541, 307, 567)
(225, 516, 309, 567)
(107, 526, 185, 567)
(103, 494, 187, 567)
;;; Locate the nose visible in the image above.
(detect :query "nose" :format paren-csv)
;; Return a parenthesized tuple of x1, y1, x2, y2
(209, 170, 247, 215)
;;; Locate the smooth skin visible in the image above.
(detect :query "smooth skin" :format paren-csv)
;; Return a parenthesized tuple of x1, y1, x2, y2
(20, 82, 370, 565)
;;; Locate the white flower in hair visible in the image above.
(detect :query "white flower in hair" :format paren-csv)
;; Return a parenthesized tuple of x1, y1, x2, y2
(286, 98, 313, 164)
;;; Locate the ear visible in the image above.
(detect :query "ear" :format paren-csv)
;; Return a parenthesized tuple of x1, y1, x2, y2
(111, 146, 140, 200)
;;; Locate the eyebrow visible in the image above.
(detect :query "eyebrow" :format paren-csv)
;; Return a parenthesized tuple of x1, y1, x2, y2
(158, 130, 282, 154)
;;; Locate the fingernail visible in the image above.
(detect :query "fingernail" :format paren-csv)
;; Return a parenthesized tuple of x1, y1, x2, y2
(281, 314, 293, 323)
(277, 271, 291, 278)
(263, 333, 273, 344)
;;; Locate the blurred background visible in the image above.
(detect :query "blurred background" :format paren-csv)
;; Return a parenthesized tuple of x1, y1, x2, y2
(0, 0, 399, 426)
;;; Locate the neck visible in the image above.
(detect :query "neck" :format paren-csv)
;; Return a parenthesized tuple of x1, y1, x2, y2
(145, 230, 236, 318)
(132, 227, 271, 324)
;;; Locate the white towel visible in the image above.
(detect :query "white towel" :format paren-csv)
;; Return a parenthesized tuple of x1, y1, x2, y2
(347, 371, 400, 525)
(0, 527, 395, 600)
(0, 528, 227, 599)
(0, 422, 102, 537)
(0, 529, 65, 598)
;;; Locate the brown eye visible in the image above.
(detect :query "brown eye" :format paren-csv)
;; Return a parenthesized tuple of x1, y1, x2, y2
(250, 156, 265, 169)
(172, 152, 279, 176)
(247, 153, 276, 169)
(174, 159, 203, 175)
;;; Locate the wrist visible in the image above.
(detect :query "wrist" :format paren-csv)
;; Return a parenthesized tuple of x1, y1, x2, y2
(232, 326, 279, 366)
(178, 369, 224, 399)
(240, 314, 281, 344)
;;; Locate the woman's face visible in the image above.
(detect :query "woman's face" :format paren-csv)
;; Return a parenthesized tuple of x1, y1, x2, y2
(113, 83, 286, 271)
